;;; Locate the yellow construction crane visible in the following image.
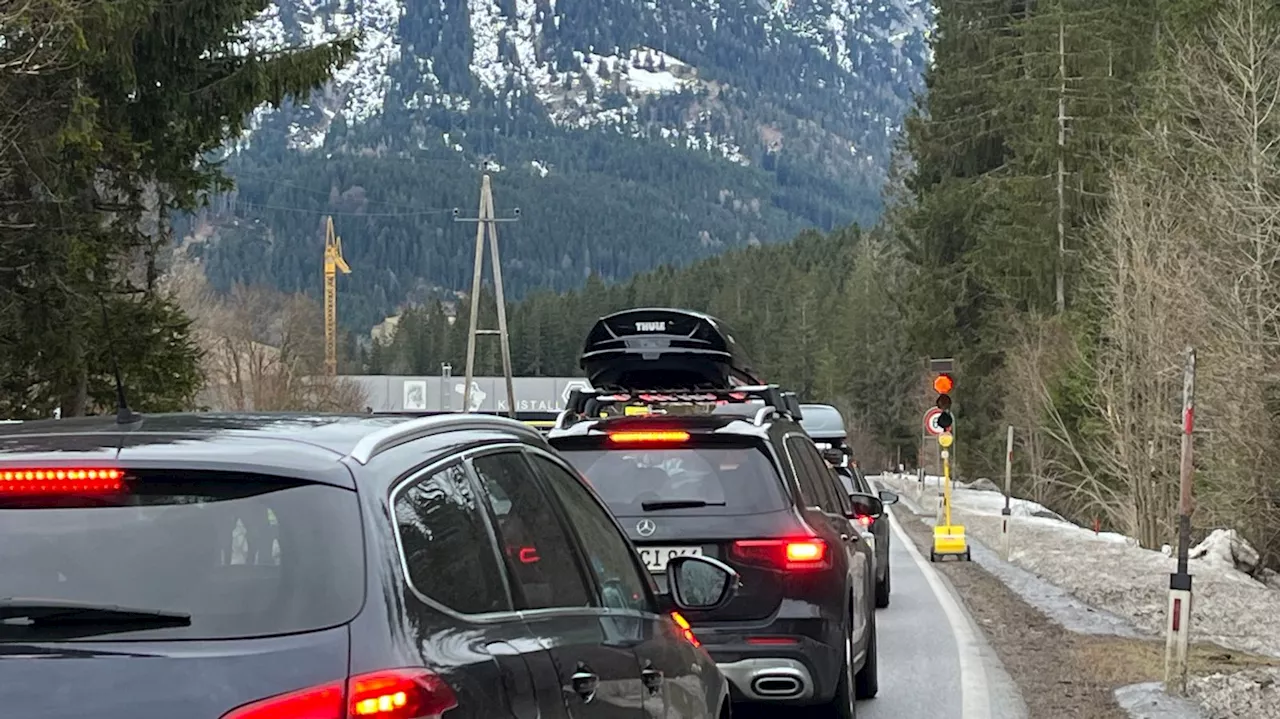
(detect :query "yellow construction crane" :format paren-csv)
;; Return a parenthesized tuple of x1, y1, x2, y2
(323, 215, 351, 376)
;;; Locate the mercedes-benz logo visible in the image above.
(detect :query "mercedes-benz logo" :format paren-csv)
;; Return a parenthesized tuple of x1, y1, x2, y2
(636, 519, 656, 537)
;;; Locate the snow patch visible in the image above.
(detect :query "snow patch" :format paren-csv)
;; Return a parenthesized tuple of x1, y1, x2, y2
(877, 473, 1280, 658)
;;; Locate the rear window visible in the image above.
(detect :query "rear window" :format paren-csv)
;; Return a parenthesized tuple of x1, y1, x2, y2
(0, 471, 365, 641)
(559, 444, 788, 517)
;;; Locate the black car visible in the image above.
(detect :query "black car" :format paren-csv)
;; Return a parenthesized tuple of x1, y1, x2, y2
(548, 308, 881, 718)
(0, 412, 737, 719)
(800, 404, 899, 609)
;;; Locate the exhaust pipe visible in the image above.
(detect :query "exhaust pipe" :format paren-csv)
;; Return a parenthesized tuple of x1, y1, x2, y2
(751, 675, 804, 698)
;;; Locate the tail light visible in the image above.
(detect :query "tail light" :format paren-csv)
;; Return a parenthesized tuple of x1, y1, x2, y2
(0, 468, 124, 494)
(854, 514, 874, 530)
(221, 668, 458, 719)
(730, 538, 830, 570)
(671, 611, 700, 647)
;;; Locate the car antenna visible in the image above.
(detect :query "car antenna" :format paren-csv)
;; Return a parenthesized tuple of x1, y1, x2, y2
(97, 295, 141, 424)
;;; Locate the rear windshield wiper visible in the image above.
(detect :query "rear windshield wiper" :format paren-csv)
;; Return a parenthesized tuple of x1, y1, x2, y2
(0, 598, 192, 628)
(641, 499, 728, 511)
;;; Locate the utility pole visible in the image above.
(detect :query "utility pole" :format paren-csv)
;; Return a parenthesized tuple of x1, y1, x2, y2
(440, 363, 452, 411)
(454, 174, 520, 418)
(1055, 17, 1067, 314)
(1165, 347, 1197, 694)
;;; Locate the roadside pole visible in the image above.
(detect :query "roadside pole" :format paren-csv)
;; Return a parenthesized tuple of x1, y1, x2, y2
(930, 431, 969, 561)
(942, 447, 953, 527)
(1164, 347, 1196, 695)
(1002, 425, 1013, 562)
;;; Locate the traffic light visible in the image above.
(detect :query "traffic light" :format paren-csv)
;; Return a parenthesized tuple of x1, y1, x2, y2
(933, 373, 954, 430)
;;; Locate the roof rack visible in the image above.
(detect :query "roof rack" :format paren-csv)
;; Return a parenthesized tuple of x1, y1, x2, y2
(555, 385, 804, 430)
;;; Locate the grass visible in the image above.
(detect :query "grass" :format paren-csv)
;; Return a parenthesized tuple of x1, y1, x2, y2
(1073, 636, 1280, 687)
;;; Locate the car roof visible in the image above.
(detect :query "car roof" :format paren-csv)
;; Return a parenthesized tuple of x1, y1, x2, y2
(0, 412, 550, 488)
(799, 403, 847, 440)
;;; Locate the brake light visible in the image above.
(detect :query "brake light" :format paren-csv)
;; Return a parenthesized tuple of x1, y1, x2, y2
(607, 430, 690, 444)
(0, 468, 124, 494)
(518, 547, 540, 564)
(785, 540, 826, 563)
(221, 668, 458, 719)
(730, 538, 830, 570)
(855, 514, 874, 529)
(671, 611, 700, 647)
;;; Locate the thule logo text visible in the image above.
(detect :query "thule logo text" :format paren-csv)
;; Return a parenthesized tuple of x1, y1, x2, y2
(635, 321, 667, 332)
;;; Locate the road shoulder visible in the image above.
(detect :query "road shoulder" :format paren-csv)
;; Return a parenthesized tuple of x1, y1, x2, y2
(883, 484, 1279, 719)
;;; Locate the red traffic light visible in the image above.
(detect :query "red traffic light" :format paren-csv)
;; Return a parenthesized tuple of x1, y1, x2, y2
(933, 373, 954, 394)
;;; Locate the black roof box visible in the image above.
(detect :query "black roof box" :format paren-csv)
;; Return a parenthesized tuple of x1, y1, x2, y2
(580, 307, 763, 390)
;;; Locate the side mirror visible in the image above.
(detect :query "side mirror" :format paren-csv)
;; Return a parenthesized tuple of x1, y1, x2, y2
(820, 448, 845, 467)
(847, 492, 885, 519)
(878, 490, 900, 506)
(666, 555, 740, 612)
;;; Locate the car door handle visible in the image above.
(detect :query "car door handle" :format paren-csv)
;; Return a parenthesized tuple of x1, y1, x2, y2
(570, 667, 600, 703)
(642, 666, 664, 693)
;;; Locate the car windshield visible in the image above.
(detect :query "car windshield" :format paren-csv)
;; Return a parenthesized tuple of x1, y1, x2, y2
(560, 444, 788, 517)
(0, 472, 365, 641)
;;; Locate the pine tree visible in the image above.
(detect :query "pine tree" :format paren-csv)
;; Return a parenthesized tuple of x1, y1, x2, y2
(0, 0, 357, 417)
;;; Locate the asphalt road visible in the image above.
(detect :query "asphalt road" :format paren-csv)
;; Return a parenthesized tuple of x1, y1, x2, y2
(733, 492, 1027, 719)
(855, 500, 1027, 719)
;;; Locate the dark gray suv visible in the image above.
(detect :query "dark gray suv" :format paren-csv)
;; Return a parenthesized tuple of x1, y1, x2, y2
(0, 412, 737, 719)
(800, 404, 899, 609)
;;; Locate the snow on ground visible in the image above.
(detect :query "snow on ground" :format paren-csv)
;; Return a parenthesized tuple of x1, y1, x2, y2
(877, 472, 1280, 658)
(1189, 668, 1280, 718)
(874, 472, 1280, 719)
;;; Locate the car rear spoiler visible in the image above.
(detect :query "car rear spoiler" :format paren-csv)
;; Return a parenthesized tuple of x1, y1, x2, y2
(555, 385, 803, 430)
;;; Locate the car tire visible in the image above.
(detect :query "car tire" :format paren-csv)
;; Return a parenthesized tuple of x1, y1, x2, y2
(825, 615, 858, 719)
(854, 611, 879, 700)
(874, 569, 891, 609)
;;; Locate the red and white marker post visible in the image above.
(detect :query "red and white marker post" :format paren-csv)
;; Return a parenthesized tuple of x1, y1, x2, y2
(1001, 425, 1013, 562)
(1164, 347, 1196, 695)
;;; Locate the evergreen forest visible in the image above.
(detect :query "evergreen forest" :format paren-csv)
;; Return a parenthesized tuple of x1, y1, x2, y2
(378, 0, 1280, 566)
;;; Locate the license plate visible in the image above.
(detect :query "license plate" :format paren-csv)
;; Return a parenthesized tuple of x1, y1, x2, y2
(639, 546, 703, 573)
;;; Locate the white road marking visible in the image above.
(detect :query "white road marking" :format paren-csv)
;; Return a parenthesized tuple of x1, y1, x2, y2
(887, 507, 993, 719)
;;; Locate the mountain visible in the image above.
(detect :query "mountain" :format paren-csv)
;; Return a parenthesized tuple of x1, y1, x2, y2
(178, 0, 932, 331)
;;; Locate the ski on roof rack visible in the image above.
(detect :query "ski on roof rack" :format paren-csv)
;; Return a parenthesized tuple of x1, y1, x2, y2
(579, 307, 762, 390)
(557, 385, 804, 429)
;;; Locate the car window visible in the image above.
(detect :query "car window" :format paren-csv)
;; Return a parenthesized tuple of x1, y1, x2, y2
(0, 472, 364, 641)
(530, 454, 653, 614)
(825, 468, 853, 514)
(471, 452, 591, 611)
(834, 467, 857, 496)
(558, 443, 787, 517)
(394, 462, 510, 614)
(786, 436, 840, 512)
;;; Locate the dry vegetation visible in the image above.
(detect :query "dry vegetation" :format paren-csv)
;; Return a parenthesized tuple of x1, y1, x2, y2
(163, 259, 367, 412)
(999, 0, 1280, 565)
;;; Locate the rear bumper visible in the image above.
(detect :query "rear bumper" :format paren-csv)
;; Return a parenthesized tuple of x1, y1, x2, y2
(695, 620, 842, 704)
